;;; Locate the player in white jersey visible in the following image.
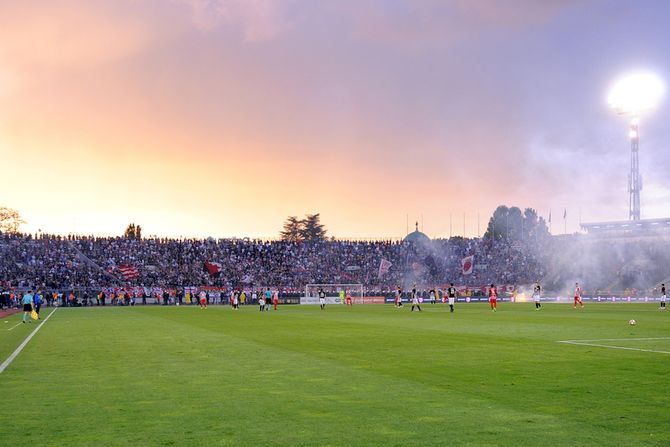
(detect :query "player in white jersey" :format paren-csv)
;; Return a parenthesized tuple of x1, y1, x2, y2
(258, 290, 265, 312)
(411, 285, 422, 312)
(532, 283, 541, 310)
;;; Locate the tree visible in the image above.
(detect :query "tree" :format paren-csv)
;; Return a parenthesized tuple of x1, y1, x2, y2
(484, 205, 550, 241)
(124, 223, 142, 240)
(279, 214, 328, 242)
(484, 205, 510, 240)
(280, 216, 303, 242)
(300, 213, 327, 241)
(0, 206, 25, 234)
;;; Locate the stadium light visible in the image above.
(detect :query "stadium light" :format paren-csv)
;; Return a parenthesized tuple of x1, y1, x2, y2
(608, 71, 664, 221)
(608, 71, 664, 116)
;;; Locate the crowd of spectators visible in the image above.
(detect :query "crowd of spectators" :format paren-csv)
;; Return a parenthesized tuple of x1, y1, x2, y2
(1, 231, 668, 299)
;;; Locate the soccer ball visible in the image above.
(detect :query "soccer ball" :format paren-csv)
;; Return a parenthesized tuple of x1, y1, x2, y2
(628, 319, 637, 326)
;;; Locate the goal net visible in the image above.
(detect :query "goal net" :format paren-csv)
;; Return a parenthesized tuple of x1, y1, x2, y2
(303, 284, 364, 305)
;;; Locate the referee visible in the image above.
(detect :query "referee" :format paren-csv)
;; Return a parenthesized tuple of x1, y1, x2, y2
(22, 290, 34, 323)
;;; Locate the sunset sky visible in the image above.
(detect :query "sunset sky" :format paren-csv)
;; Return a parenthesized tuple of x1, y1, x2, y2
(1, 0, 669, 239)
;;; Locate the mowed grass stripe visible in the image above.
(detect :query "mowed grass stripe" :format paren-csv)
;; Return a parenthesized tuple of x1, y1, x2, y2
(0, 305, 669, 446)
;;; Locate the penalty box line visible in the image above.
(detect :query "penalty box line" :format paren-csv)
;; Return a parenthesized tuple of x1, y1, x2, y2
(0, 308, 58, 374)
(557, 337, 670, 356)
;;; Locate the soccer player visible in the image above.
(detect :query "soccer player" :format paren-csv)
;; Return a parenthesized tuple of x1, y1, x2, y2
(411, 284, 422, 312)
(22, 290, 34, 323)
(660, 283, 666, 310)
(232, 291, 239, 310)
(318, 288, 326, 310)
(395, 285, 403, 308)
(533, 283, 541, 310)
(429, 289, 436, 304)
(339, 289, 345, 305)
(198, 290, 207, 309)
(273, 290, 279, 311)
(488, 284, 497, 312)
(447, 283, 457, 313)
(258, 291, 265, 312)
(345, 290, 353, 306)
(573, 282, 584, 309)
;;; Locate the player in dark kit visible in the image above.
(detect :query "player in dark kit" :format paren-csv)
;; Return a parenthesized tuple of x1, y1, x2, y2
(661, 283, 666, 310)
(318, 288, 326, 310)
(447, 283, 456, 313)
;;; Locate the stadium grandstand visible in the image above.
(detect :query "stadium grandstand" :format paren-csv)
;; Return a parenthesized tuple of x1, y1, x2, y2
(2, 226, 669, 305)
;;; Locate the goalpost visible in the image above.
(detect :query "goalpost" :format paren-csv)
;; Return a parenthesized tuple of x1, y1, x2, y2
(303, 284, 364, 305)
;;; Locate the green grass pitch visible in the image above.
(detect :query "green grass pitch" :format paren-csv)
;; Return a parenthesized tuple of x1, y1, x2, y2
(1, 303, 669, 446)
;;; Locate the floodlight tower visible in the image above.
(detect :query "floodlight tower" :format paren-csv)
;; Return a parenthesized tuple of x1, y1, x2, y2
(628, 117, 641, 220)
(608, 72, 664, 221)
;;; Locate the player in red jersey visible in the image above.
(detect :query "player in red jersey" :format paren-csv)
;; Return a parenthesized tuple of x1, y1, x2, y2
(199, 290, 207, 309)
(273, 290, 279, 311)
(488, 284, 497, 312)
(345, 290, 353, 306)
(573, 282, 584, 309)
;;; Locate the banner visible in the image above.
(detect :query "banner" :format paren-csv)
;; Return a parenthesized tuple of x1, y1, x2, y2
(204, 261, 221, 277)
(461, 256, 474, 275)
(300, 296, 342, 305)
(119, 265, 139, 280)
(378, 259, 392, 277)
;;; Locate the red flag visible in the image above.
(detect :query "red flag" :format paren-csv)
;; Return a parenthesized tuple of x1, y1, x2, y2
(118, 264, 139, 280)
(461, 255, 474, 275)
(204, 261, 222, 277)
(378, 258, 392, 277)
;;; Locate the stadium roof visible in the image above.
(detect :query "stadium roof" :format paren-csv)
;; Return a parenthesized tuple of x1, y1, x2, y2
(403, 222, 431, 244)
(581, 218, 670, 234)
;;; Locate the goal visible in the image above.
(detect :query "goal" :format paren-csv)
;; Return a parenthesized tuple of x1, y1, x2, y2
(303, 284, 364, 305)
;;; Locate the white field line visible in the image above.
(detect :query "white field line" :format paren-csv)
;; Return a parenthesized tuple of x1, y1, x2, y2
(559, 337, 670, 343)
(0, 308, 58, 374)
(7, 322, 23, 331)
(558, 338, 670, 355)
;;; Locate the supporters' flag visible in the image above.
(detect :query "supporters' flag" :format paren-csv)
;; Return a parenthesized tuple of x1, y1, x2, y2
(461, 255, 474, 275)
(118, 264, 139, 280)
(378, 258, 392, 277)
(204, 261, 222, 277)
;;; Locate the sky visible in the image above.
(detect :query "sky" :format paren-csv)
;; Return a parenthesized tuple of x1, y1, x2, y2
(1, 0, 669, 239)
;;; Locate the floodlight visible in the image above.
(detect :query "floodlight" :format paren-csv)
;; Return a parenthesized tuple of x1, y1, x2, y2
(608, 72, 664, 116)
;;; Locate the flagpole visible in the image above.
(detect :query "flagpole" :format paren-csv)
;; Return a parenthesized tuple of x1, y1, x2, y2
(450, 213, 452, 239)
